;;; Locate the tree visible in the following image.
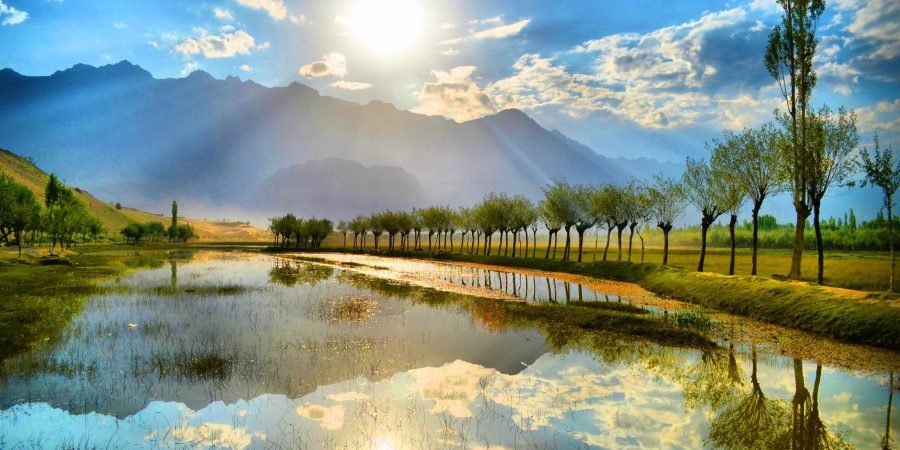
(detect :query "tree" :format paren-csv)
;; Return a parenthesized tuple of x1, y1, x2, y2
(712, 124, 785, 275)
(590, 184, 622, 262)
(683, 157, 726, 272)
(168, 200, 178, 241)
(0, 174, 42, 258)
(564, 185, 596, 263)
(337, 220, 350, 248)
(859, 135, 900, 291)
(806, 106, 858, 284)
(765, 0, 826, 280)
(711, 139, 749, 275)
(541, 180, 578, 261)
(647, 175, 685, 265)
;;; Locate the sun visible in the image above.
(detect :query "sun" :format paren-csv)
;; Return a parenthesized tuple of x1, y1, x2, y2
(346, 0, 424, 56)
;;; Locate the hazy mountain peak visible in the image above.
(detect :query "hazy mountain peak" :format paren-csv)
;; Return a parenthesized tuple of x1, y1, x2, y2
(185, 70, 215, 82)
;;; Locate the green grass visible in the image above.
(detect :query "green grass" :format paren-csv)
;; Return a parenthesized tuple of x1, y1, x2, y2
(298, 246, 900, 351)
(320, 233, 894, 291)
(0, 247, 172, 362)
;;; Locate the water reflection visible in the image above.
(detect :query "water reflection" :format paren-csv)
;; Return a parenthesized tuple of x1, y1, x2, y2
(1, 350, 894, 449)
(0, 251, 895, 449)
(432, 263, 623, 304)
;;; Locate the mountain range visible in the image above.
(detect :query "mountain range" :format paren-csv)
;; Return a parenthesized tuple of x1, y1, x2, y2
(0, 60, 670, 221)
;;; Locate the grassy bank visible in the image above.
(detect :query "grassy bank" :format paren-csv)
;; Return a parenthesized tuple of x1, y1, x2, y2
(320, 234, 894, 291)
(0, 246, 184, 361)
(286, 247, 900, 351)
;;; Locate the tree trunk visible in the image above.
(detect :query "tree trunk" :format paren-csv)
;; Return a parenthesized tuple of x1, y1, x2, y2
(577, 229, 585, 262)
(603, 227, 611, 262)
(890, 205, 895, 292)
(563, 226, 571, 261)
(638, 232, 644, 264)
(729, 214, 737, 276)
(524, 229, 528, 258)
(593, 227, 599, 262)
(751, 200, 762, 276)
(545, 231, 552, 259)
(662, 227, 670, 265)
(552, 232, 558, 259)
(616, 226, 624, 262)
(814, 200, 824, 285)
(790, 207, 810, 280)
(698, 221, 709, 272)
(627, 224, 636, 262)
(512, 232, 518, 257)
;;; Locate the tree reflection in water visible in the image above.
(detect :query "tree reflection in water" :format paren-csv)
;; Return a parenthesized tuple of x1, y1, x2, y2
(268, 258, 334, 287)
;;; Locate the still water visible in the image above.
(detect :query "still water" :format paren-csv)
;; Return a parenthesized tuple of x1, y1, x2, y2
(0, 251, 896, 449)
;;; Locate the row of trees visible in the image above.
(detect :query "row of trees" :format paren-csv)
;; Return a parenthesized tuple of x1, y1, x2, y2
(119, 201, 198, 244)
(1, 173, 104, 256)
(335, 179, 688, 267)
(120, 221, 195, 244)
(268, 215, 333, 248)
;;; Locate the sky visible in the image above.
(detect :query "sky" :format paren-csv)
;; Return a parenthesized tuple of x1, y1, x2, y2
(0, 0, 898, 164)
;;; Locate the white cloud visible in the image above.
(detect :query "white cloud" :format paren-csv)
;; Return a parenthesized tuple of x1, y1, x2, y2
(214, 8, 234, 21)
(439, 48, 460, 56)
(0, 0, 27, 26)
(174, 30, 263, 59)
(440, 22, 455, 30)
(412, 66, 498, 122)
(471, 19, 530, 40)
(749, 0, 780, 14)
(148, 41, 161, 50)
(473, 7, 786, 129)
(843, 0, 900, 60)
(329, 80, 373, 90)
(219, 24, 235, 33)
(813, 36, 860, 95)
(236, 0, 287, 21)
(180, 62, 200, 76)
(289, 14, 307, 24)
(468, 16, 503, 26)
(876, 99, 900, 113)
(256, 41, 270, 50)
(113, 21, 127, 29)
(440, 17, 531, 46)
(240, 64, 253, 72)
(299, 52, 347, 78)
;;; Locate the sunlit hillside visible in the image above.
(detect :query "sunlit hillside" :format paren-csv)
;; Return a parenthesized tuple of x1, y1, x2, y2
(0, 148, 268, 241)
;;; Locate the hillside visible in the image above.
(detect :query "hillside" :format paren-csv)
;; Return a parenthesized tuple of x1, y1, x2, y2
(0, 148, 268, 242)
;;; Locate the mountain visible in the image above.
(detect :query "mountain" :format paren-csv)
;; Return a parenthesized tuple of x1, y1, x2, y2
(0, 148, 269, 241)
(257, 158, 426, 218)
(0, 60, 635, 219)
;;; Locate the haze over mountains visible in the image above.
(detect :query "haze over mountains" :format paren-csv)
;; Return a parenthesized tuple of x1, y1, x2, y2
(0, 60, 673, 220)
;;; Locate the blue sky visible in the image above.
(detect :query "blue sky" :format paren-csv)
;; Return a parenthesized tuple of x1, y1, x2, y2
(1, 0, 898, 164)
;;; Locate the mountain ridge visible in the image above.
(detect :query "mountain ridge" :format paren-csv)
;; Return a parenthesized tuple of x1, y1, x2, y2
(0, 60, 660, 220)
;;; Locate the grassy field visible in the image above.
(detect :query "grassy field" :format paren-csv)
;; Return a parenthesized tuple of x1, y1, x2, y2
(320, 233, 894, 292)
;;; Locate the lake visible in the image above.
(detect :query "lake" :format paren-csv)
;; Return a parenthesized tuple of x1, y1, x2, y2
(0, 250, 896, 449)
